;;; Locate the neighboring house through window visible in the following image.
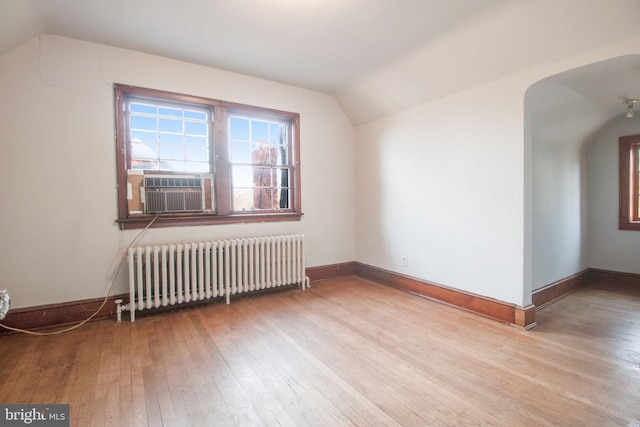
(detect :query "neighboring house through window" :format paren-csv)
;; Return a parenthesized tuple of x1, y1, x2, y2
(619, 134, 640, 230)
(114, 84, 302, 229)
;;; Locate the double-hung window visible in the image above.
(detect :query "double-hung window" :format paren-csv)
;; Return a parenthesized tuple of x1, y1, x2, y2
(229, 114, 292, 211)
(619, 134, 640, 230)
(114, 84, 302, 229)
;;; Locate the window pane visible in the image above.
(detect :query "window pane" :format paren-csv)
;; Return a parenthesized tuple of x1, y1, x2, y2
(160, 145, 184, 160)
(231, 141, 251, 163)
(131, 141, 158, 159)
(276, 188, 289, 209)
(270, 123, 278, 144)
(130, 115, 156, 130)
(252, 143, 274, 164)
(185, 121, 207, 136)
(233, 189, 254, 211)
(159, 132, 183, 145)
(186, 146, 208, 161)
(276, 168, 290, 209)
(274, 145, 288, 165)
(230, 117, 250, 140)
(130, 103, 157, 114)
(159, 118, 182, 133)
(158, 107, 182, 117)
(252, 120, 269, 142)
(253, 167, 273, 187)
(275, 168, 290, 187)
(253, 188, 279, 210)
(185, 110, 207, 120)
(232, 165, 253, 187)
(132, 159, 159, 170)
(186, 136, 208, 147)
(270, 123, 287, 144)
(131, 130, 156, 143)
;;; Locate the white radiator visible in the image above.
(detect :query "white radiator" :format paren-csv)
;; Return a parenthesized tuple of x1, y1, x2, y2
(118, 235, 309, 322)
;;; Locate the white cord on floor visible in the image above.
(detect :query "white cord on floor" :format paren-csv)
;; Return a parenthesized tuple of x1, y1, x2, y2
(0, 215, 159, 336)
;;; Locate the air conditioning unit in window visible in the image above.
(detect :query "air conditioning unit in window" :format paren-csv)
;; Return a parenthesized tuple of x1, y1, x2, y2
(143, 174, 209, 214)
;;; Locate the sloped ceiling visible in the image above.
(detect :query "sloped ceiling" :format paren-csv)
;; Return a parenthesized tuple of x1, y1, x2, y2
(527, 55, 640, 142)
(1, 0, 640, 125)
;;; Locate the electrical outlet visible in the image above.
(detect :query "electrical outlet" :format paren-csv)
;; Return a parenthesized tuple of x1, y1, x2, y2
(402, 257, 408, 267)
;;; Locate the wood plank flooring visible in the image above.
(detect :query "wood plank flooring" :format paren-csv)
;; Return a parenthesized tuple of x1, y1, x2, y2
(1, 275, 639, 426)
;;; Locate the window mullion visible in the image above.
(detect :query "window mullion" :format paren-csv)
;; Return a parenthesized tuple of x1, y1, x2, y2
(213, 105, 231, 215)
(115, 86, 129, 221)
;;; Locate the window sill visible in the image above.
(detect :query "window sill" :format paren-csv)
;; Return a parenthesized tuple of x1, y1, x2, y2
(116, 212, 303, 230)
(619, 219, 640, 231)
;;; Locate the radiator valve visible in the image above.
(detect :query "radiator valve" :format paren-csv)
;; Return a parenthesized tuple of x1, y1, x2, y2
(115, 299, 124, 322)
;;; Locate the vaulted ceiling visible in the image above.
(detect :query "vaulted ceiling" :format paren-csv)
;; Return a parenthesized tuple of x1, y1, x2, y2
(2, 0, 640, 125)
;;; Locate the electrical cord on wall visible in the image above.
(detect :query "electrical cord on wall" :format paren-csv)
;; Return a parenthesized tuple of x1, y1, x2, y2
(0, 214, 160, 336)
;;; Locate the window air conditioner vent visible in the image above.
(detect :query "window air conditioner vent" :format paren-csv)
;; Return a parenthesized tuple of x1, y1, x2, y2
(145, 177, 202, 189)
(144, 175, 204, 213)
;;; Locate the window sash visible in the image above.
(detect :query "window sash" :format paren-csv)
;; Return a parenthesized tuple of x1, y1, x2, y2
(126, 98, 212, 174)
(228, 114, 292, 213)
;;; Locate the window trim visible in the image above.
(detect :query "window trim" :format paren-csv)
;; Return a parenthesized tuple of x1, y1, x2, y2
(114, 84, 302, 230)
(618, 134, 640, 230)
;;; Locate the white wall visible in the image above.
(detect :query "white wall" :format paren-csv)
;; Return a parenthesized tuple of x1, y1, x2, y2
(356, 37, 640, 307)
(526, 84, 594, 290)
(588, 115, 640, 274)
(356, 78, 527, 305)
(0, 35, 355, 309)
(532, 136, 588, 290)
(530, 129, 589, 290)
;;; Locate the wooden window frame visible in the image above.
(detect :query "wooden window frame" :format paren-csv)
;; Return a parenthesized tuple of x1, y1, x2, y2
(619, 134, 640, 230)
(114, 84, 302, 230)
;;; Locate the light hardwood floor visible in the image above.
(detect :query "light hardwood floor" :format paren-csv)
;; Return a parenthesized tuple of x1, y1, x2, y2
(1, 276, 639, 426)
